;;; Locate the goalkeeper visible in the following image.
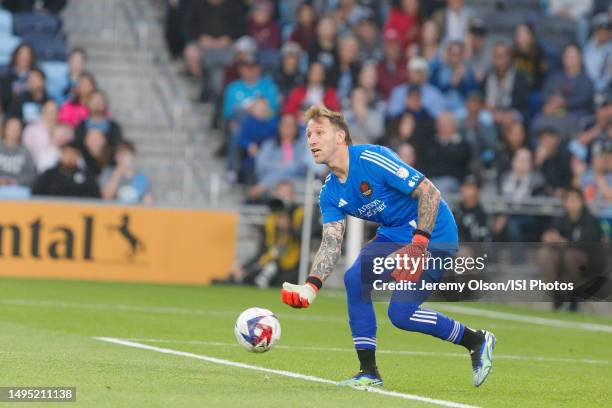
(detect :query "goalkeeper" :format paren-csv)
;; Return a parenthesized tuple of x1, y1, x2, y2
(281, 106, 495, 388)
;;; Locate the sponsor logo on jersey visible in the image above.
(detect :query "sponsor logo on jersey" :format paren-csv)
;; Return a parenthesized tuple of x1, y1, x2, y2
(359, 181, 373, 198)
(356, 199, 387, 218)
(408, 174, 421, 188)
(338, 198, 348, 207)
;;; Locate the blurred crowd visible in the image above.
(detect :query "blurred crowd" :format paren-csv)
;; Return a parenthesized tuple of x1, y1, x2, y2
(165, 0, 611, 235)
(163, 0, 611, 288)
(0, 1, 153, 204)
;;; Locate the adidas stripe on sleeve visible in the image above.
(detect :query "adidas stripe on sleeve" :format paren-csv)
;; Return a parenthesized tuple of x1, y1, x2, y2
(359, 146, 424, 195)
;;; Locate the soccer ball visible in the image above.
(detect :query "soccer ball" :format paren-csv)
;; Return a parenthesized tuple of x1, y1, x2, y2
(234, 307, 281, 353)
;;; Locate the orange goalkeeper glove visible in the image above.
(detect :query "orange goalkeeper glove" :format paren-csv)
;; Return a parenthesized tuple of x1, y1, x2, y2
(281, 276, 322, 308)
(390, 230, 430, 282)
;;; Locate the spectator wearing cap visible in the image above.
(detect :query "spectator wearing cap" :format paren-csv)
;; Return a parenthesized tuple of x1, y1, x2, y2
(431, 40, 476, 115)
(354, 14, 382, 61)
(387, 56, 445, 118)
(334, 34, 362, 109)
(465, 17, 491, 85)
(273, 42, 306, 102)
(222, 36, 259, 92)
(584, 13, 612, 94)
(283, 62, 340, 117)
(203, 36, 255, 105)
(432, 0, 476, 43)
(100, 140, 153, 204)
(247, 0, 281, 51)
(535, 127, 573, 196)
(7, 68, 49, 125)
(513, 23, 549, 93)
(289, 2, 317, 52)
(483, 41, 530, 126)
(408, 19, 443, 75)
(222, 54, 279, 121)
(0, 117, 37, 197)
(541, 44, 594, 120)
(377, 28, 408, 100)
(249, 114, 309, 201)
(0, 43, 36, 112)
(459, 91, 497, 171)
(308, 15, 339, 85)
(384, 0, 422, 53)
(58, 72, 97, 128)
(32, 141, 100, 198)
(74, 90, 123, 159)
(422, 111, 471, 193)
(454, 175, 491, 242)
(343, 87, 384, 145)
(23, 100, 58, 165)
(182, 0, 247, 79)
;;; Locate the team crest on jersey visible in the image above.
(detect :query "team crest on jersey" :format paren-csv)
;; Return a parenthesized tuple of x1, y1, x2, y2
(359, 181, 373, 198)
(395, 167, 409, 179)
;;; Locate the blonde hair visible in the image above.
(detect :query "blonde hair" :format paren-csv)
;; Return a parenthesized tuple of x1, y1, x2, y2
(304, 105, 352, 145)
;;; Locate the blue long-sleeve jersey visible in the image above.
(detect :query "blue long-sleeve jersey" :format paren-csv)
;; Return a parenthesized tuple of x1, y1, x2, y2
(319, 144, 458, 246)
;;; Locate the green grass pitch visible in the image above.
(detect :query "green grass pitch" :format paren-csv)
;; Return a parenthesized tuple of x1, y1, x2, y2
(0, 278, 610, 407)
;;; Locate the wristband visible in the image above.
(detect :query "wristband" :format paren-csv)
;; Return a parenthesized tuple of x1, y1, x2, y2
(306, 275, 323, 291)
(413, 229, 431, 243)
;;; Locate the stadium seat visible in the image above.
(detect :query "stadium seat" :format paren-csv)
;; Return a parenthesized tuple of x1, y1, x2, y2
(12, 12, 60, 37)
(21, 34, 67, 61)
(0, 33, 21, 65)
(0, 8, 12, 35)
(259, 49, 281, 72)
(40, 60, 68, 100)
(535, 15, 577, 58)
(464, 0, 499, 14)
(483, 10, 531, 38)
(495, 0, 541, 13)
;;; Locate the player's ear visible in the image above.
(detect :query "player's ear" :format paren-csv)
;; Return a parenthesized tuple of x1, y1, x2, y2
(336, 130, 345, 145)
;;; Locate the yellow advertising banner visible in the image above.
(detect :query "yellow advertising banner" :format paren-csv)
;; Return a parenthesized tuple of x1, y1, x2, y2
(0, 200, 237, 285)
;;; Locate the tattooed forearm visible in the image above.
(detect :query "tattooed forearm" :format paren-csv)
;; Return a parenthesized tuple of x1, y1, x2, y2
(411, 178, 440, 234)
(310, 219, 346, 282)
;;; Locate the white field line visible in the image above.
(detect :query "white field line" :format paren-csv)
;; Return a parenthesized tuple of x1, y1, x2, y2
(2, 298, 612, 333)
(123, 338, 611, 366)
(94, 336, 479, 408)
(433, 304, 612, 334)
